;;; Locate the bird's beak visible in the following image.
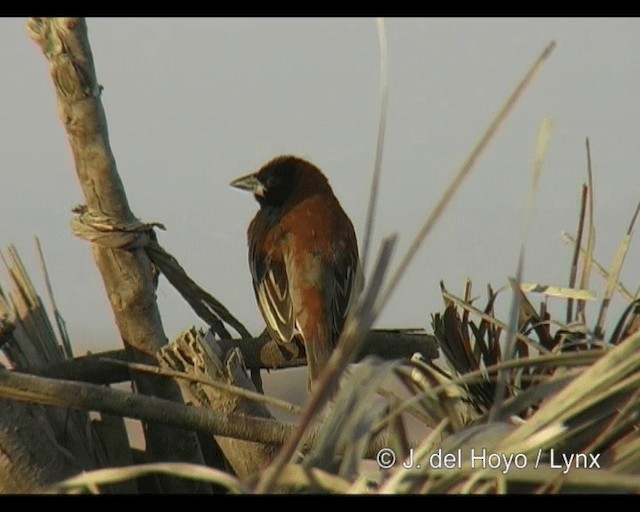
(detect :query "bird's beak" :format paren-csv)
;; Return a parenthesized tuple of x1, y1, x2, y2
(230, 173, 266, 197)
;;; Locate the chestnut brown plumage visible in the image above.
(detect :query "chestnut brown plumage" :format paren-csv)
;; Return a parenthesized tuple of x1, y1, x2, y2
(231, 155, 360, 385)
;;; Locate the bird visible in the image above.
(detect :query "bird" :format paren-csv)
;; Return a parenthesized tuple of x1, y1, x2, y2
(230, 155, 360, 386)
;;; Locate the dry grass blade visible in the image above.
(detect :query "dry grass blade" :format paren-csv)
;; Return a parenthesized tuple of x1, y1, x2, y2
(531, 118, 554, 212)
(490, 118, 554, 422)
(396, 329, 606, 431)
(376, 386, 433, 426)
(498, 327, 640, 450)
(411, 423, 519, 493)
(583, 381, 640, 455)
(403, 356, 468, 431)
(578, 138, 596, 322)
(559, 371, 640, 426)
(520, 283, 596, 301)
(378, 418, 450, 494)
(360, 17, 388, 274)
(304, 358, 405, 477)
(489, 369, 580, 422)
(374, 41, 556, 327)
(594, 200, 640, 339)
(567, 185, 588, 322)
(608, 434, 640, 474)
(449, 351, 599, 388)
(561, 231, 636, 302)
(52, 463, 243, 494)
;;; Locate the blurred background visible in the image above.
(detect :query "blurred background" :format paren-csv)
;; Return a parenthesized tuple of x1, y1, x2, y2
(1, 18, 639, 408)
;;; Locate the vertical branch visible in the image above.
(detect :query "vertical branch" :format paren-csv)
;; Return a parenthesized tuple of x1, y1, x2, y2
(26, 18, 207, 492)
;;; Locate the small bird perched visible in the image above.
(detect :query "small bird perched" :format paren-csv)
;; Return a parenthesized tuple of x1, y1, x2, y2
(231, 155, 360, 386)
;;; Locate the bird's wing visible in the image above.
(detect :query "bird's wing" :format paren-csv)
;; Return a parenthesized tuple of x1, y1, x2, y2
(325, 245, 360, 348)
(285, 242, 359, 383)
(249, 231, 296, 344)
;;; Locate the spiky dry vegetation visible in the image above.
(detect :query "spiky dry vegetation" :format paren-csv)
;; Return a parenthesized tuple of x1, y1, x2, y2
(249, 206, 640, 494)
(273, 137, 640, 493)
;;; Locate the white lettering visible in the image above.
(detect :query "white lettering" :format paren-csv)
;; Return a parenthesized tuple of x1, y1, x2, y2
(470, 448, 485, 469)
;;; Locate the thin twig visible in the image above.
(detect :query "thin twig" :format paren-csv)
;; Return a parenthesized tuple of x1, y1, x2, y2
(34, 237, 73, 359)
(489, 117, 553, 422)
(146, 241, 252, 340)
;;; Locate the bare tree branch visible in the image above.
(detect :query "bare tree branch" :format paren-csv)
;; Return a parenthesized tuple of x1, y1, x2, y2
(32, 329, 438, 385)
(0, 367, 294, 446)
(0, 365, 393, 459)
(26, 17, 207, 491)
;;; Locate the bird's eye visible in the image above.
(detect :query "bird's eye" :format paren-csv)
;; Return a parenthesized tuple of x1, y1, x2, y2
(266, 176, 277, 188)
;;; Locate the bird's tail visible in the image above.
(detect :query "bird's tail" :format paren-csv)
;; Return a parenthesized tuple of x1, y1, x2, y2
(304, 336, 334, 391)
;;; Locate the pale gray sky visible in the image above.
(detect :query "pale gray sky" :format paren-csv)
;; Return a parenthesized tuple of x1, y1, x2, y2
(2, 19, 639, 391)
